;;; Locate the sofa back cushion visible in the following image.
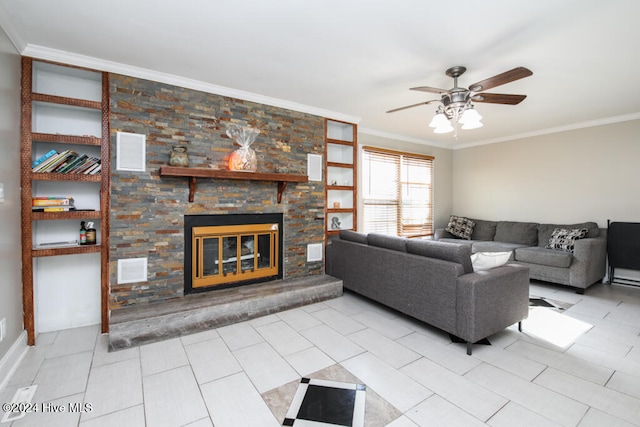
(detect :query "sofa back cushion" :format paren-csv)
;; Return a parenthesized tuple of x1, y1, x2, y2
(338, 230, 369, 244)
(367, 233, 407, 252)
(537, 222, 599, 247)
(406, 239, 473, 274)
(494, 221, 538, 246)
(470, 219, 498, 241)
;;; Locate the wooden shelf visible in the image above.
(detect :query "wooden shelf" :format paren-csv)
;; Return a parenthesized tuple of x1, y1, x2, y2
(32, 132, 102, 146)
(327, 161, 354, 169)
(31, 172, 101, 182)
(159, 166, 308, 203)
(31, 210, 100, 220)
(32, 243, 102, 257)
(32, 92, 102, 110)
(326, 138, 354, 146)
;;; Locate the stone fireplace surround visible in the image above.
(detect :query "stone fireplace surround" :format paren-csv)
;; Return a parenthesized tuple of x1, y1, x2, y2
(106, 73, 339, 349)
(109, 73, 327, 312)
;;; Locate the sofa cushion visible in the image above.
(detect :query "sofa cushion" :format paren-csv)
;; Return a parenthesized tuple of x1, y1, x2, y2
(494, 221, 538, 246)
(537, 222, 599, 247)
(470, 251, 512, 272)
(545, 228, 589, 253)
(471, 241, 527, 257)
(445, 215, 475, 240)
(470, 219, 498, 241)
(367, 233, 407, 252)
(515, 246, 573, 268)
(438, 238, 474, 248)
(338, 230, 368, 244)
(406, 239, 473, 274)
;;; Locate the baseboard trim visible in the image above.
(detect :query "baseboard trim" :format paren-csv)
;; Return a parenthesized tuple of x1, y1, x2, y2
(0, 331, 28, 392)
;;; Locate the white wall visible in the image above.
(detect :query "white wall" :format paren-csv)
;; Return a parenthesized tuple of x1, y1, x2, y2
(0, 28, 24, 365)
(452, 120, 640, 228)
(357, 133, 453, 231)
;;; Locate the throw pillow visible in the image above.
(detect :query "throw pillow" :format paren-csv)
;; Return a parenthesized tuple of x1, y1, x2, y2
(470, 251, 512, 272)
(546, 228, 588, 252)
(445, 215, 476, 240)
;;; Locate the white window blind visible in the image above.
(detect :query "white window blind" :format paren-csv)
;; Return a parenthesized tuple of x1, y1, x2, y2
(362, 147, 434, 238)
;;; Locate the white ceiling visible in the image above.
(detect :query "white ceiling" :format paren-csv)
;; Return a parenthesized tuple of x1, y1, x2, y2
(2, 0, 639, 148)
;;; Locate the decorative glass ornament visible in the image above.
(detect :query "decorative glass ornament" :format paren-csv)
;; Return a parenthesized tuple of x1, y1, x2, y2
(226, 125, 259, 172)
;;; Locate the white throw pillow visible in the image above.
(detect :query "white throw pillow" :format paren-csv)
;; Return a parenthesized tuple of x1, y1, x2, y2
(470, 251, 512, 272)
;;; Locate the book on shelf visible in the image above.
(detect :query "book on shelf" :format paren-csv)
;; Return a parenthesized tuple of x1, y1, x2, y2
(56, 154, 88, 173)
(32, 196, 74, 206)
(32, 150, 65, 172)
(32, 206, 77, 212)
(73, 157, 100, 174)
(39, 150, 78, 173)
(32, 149, 57, 168)
(84, 162, 101, 175)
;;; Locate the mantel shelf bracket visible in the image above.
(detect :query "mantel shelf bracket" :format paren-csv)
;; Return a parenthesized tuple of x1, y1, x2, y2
(159, 166, 308, 203)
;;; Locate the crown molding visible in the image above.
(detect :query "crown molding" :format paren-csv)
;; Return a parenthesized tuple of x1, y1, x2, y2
(358, 127, 452, 150)
(20, 44, 362, 125)
(452, 112, 640, 150)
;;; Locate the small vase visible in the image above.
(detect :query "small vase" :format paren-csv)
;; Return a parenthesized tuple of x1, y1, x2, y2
(169, 146, 189, 167)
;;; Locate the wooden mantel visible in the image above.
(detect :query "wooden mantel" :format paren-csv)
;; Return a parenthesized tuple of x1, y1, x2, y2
(159, 166, 309, 203)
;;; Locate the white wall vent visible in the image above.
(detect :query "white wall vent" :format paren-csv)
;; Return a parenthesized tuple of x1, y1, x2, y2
(116, 132, 146, 172)
(117, 258, 148, 284)
(307, 243, 324, 262)
(307, 154, 323, 182)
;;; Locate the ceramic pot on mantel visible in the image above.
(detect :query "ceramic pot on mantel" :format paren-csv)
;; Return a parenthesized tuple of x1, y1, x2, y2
(169, 146, 189, 167)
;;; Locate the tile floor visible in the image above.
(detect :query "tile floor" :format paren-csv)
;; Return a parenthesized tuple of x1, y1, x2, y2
(1, 280, 640, 426)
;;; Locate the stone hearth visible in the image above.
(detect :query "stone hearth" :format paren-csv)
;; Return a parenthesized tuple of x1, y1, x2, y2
(108, 275, 342, 351)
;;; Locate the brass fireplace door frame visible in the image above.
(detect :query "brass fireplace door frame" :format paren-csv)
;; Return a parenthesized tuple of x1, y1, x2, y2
(192, 223, 279, 288)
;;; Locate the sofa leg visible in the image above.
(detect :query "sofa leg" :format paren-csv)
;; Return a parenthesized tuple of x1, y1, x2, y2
(466, 342, 472, 355)
(518, 321, 522, 332)
(575, 288, 585, 295)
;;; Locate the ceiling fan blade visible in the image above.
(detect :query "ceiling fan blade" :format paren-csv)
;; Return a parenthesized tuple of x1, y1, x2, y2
(471, 93, 527, 105)
(468, 67, 533, 92)
(410, 86, 448, 94)
(386, 99, 439, 113)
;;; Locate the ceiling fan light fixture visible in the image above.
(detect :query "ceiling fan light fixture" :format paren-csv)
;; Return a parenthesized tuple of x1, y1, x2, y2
(459, 106, 482, 124)
(429, 111, 449, 128)
(433, 120, 454, 134)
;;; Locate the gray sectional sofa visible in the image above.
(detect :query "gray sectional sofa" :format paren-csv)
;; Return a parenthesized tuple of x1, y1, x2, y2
(325, 230, 530, 355)
(434, 219, 607, 293)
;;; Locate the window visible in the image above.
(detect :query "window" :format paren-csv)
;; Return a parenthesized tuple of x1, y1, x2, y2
(362, 146, 434, 238)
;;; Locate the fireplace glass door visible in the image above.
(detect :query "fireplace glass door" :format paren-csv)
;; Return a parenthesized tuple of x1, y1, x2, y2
(192, 223, 279, 288)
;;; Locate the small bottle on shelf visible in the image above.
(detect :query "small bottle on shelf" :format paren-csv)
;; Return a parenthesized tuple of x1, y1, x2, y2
(79, 221, 87, 245)
(86, 222, 97, 245)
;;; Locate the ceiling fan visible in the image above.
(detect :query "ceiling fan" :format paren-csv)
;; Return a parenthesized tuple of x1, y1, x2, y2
(387, 66, 533, 134)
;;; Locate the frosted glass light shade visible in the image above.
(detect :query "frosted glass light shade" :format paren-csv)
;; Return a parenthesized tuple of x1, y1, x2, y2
(460, 107, 482, 124)
(434, 121, 454, 133)
(429, 112, 449, 128)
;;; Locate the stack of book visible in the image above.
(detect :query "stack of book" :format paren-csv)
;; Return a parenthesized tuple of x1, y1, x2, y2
(32, 149, 101, 175)
(32, 196, 76, 212)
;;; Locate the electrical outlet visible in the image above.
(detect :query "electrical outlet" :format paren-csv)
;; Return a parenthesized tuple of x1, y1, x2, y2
(0, 318, 6, 342)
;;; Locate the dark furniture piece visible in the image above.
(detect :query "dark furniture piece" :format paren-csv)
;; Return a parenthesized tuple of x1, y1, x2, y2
(607, 221, 640, 286)
(326, 230, 530, 355)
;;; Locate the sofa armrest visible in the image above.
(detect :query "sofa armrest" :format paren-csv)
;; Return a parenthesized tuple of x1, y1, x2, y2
(434, 228, 455, 240)
(570, 237, 607, 289)
(455, 265, 530, 343)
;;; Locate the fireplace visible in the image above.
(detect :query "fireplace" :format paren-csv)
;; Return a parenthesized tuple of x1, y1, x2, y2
(184, 213, 284, 293)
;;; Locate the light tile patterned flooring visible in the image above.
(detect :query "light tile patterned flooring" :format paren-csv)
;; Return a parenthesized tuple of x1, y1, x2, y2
(2, 281, 640, 426)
